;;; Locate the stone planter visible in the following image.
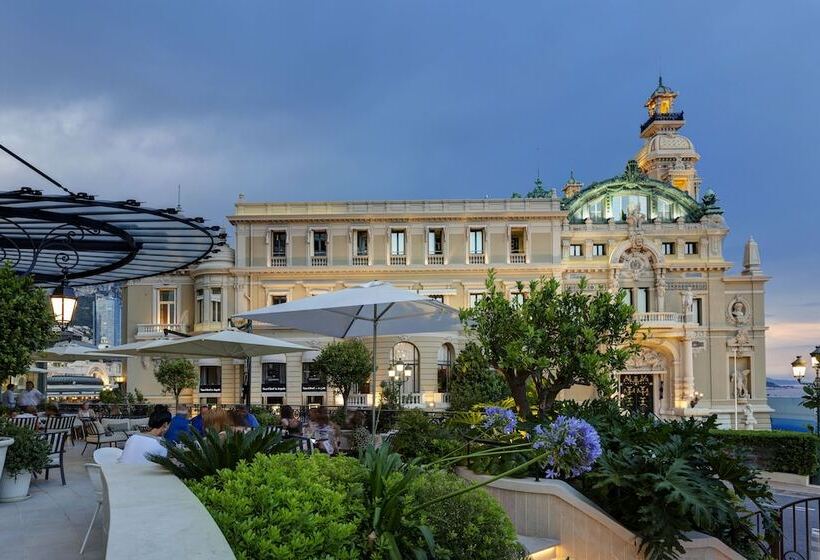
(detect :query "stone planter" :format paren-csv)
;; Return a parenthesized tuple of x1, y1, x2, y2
(0, 437, 12, 479)
(0, 468, 32, 503)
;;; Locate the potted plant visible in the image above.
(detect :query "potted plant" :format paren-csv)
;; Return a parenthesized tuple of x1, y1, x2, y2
(0, 419, 50, 502)
(0, 436, 12, 481)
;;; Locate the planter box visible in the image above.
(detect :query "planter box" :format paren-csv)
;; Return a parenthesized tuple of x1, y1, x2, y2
(0, 437, 12, 480)
(0, 469, 32, 503)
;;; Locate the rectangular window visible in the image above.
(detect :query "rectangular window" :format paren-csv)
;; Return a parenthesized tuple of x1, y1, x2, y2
(684, 242, 698, 255)
(210, 287, 222, 322)
(588, 199, 604, 221)
(305, 395, 324, 407)
(355, 230, 369, 256)
(195, 289, 204, 323)
(428, 229, 444, 255)
(636, 287, 650, 313)
(271, 231, 287, 257)
(199, 366, 222, 392)
(592, 243, 606, 257)
(510, 230, 525, 254)
(269, 294, 287, 306)
(569, 244, 583, 257)
(312, 231, 328, 256)
(302, 362, 326, 391)
(266, 396, 284, 406)
(262, 362, 287, 392)
(469, 229, 484, 254)
(621, 288, 633, 308)
(390, 230, 406, 256)
(693, 298, 703, 325)
(158, 288, 176, 324)
(428, 295, 444, 303)
(662, 242, 675, 255)
(469, 293, 485, 307)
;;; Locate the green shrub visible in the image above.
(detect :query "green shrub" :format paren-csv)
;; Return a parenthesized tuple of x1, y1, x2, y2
(711, 429, 819, 475)
(406, 469, 525, 560)
(149, 427, 296, 480)
(189, 453, 368, 560)
(448, 343, 510, 411)
(390, 409, 461, 463)
(0, 419, 50, 476)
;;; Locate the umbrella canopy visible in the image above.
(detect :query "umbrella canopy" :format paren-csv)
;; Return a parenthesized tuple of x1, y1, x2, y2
(238, 281, 461, 337)
(237, 281, 461, 431)
(132, 329, 313, 360)
(86, 338, 182, 357)
(34, 341, 129, 362)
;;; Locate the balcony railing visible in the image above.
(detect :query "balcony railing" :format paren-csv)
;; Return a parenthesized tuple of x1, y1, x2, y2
(311, 256, 328, 266)
(640, 111, 684, 132)
(400, 393, 422, 406)
(509, 253, 527, 264)
(634, 312, 684, 326)
(136, 323, 186, 340)
(270, 256, 287, 267)
(427, 254, 444, 265)
(352, 255, 369, 266)
(468, 253, 486, 265)
(390, 255, 407, 266)
(347, 393, 372, 407)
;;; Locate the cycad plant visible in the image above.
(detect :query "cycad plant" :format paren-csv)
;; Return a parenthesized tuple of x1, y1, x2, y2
(149, 428, 296, 480)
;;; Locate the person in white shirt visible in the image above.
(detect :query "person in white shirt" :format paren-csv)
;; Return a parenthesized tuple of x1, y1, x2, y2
(1, 384, 16, 409)
(18, 382, 43, 409)
(119, 407, 172, 465)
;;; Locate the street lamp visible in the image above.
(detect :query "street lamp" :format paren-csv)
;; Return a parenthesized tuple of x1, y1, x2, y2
(792, 351, 820, 433)
(50, 279, 78, 330)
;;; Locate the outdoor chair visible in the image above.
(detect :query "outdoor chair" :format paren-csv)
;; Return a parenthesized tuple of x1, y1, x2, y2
(10, 416, 38, 430)
(45, 415, 77, 445)
(93, 447, 123, 465)
(82, 420, 127, 455)
(41, 431, 68, 485)
(286, 434, 314, 454)
(81, 463, 105, 555)
(264, 425, 285, 438)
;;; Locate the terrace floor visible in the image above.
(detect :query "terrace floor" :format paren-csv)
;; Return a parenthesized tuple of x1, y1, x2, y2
(0, 439, 104, 560)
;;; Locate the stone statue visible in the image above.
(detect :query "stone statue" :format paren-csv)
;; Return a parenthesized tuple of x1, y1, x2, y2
(731, 301, 746, 322)
(743, 404, 757, 429)
(681, 289, 694, 318)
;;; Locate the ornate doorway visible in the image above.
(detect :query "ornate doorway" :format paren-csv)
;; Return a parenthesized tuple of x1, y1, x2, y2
(617, 348, 668, 415)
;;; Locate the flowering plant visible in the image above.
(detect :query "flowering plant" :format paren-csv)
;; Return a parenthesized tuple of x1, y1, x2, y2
(482, 406, 518, 435)
(531, 416, 601, 479)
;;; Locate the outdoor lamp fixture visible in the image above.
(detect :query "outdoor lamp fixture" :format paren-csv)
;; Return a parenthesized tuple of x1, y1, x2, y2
(50, 279, 78, 330)
(395, 361, 405, 374)
(689, 391, 704, 408)
(387, 367, 396, 379)
(792, 349, 820, 434)
(792, 356, 808, 383)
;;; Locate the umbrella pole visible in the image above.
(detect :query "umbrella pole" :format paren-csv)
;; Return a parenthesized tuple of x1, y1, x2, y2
(371, 308, 378, 435)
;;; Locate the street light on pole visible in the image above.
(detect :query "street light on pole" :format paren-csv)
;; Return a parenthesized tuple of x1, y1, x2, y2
(792, 349, 820, 433)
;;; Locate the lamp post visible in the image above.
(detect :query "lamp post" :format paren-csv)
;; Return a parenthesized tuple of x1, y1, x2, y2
(387, 360, 412, 407)
(792, 349, 820, 433)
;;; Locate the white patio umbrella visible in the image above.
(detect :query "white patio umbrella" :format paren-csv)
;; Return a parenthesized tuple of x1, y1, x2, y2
(137, 329, 312, 360)
(86, 338, 183, 357)
(34, 341, 129, 362)
(237, 281, 462, 431)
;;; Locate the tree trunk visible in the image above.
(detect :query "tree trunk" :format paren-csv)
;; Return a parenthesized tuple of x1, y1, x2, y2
(341, 388, 350, 417)
(508, 378, 530, 418)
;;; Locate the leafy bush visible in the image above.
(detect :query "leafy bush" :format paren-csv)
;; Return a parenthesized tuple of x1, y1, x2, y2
(711, 429, 819, 475)
(149, 427, 296, 480)
(448, 343, 510, 411)
(0, 419, 50, 476)
(406, 469, 525, 560)
(390, 409, 462, 463)
(189, 453, 368, 559)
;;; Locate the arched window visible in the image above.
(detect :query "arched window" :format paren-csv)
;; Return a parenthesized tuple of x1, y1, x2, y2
(390, 341, 420, 394)
(437, 343, 454, 393)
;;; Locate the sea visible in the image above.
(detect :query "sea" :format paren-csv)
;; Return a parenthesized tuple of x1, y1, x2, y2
(767, 379, 815, 432)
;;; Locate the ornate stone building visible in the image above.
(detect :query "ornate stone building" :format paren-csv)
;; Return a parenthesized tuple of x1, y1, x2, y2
(122, 80, 771, 428)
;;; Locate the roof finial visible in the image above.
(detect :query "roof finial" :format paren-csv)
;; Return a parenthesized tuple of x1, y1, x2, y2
(658, 74, 663, 87)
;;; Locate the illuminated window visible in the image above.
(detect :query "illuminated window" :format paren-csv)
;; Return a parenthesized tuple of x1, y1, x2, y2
(611, 194, 648, 221)
(569, 244, 583, 257)
(158, 288, 176, 324)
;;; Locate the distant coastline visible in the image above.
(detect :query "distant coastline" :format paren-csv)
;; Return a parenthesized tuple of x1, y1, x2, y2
(766, 378, 813, 432)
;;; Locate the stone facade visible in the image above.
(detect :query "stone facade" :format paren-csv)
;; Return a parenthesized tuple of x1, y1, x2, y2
(121, 81, 772, 428)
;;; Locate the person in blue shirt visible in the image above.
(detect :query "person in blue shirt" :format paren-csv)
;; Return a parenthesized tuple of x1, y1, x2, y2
(190, 405, 208, 435)
(165, 405, 191, 443)
(237, 405, 259, 429)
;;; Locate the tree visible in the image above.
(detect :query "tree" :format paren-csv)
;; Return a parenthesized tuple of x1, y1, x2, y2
(448, 342, 510, 411)
(461, 270, 641, 419)
(0, 263, 55, 384)
(154, 358, 197, 409)
(313, 339, 372, 414)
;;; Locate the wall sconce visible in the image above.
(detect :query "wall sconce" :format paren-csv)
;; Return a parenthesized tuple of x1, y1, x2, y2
(690, 391, 704, 408)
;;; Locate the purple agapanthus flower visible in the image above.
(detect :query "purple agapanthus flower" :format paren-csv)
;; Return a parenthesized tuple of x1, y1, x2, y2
(482, 406, 518, 435)
(530, 416, 602, 479)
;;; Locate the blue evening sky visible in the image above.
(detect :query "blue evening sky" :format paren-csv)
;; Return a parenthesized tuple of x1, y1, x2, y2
(0, 2, 817, 376)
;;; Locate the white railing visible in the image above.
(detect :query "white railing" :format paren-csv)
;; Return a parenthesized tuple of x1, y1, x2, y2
(270, 256, 287, 267)
(311, 256, 328, 266)
(509, 253, 527, 264)
(136, 323, 186, 339)
(427, 254, 444, 265)
(401, 393, 422, 406)
(347, 393, 372, 407)
(634, 312, 684, 325)
(390, 255, 407, 266)
(468, 253, 486, 265)
(352, 255, 369, 266)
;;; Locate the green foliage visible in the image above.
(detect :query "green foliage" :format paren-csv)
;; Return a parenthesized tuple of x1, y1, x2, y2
(149, 428, 296, 480)
(313, 339, 372, 413)
(98, 386, 146, 405)
(461, 271, 640, 419)
(0, 419, 50, 476)
(711, 429, 819, 476)
(406, 469, 525, 560)
(801, 383, 820, 411)
(564, 401, 777, 560)
(154, 358, 197, 408)
(389, 409, 462, 464)
(0, 263, 55, 384)
(448, 342, 510, 411)
(379, 379, 401, 408)
(189, 453, 368, 560)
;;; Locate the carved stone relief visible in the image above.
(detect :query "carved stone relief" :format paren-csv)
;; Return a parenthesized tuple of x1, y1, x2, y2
(623, 348, 668, 372)
(726, 296, 751, 326)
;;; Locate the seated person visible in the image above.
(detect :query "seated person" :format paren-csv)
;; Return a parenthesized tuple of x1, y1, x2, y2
(310, 408, 336, 455)
(45, 404, 61, 417)
(77, 401, 96, 420)
(227, 409, 250, 433)
(165, 405, 191, 443)
(190, 406, 208, 435)
(119, 408, 172, 465)
(236, 405, 259, 429)
(280, 405, 301, 435)
(15, 406, 38, 418)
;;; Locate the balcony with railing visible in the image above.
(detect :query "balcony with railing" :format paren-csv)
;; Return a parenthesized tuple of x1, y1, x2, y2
(311, 256, 328, 266)
(633, 312, 685, 327)
(400, 393, 422, 406)
(136, 323, 187, 340)
(640, 111, 684, 133)
(390, 255, 407, 266)
(509, 253, 527, 264)
(468, 253, 486, 265)
(347, 393, 373, 407)
(427, 254, 444, 265)
(270, 256, 287, 267)
(352, 255, 369, 266)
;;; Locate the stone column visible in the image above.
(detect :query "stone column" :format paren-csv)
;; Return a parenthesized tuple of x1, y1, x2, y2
(680, 336, 694, 408)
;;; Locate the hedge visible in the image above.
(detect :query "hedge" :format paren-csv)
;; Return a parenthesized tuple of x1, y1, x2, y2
(711, 429, 819, 476)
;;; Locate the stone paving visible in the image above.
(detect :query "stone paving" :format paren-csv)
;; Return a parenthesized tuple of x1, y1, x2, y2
(0, 438, 105, 560)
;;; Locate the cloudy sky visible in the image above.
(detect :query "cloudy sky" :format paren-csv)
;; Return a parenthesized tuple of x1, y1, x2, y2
(1, 2, 817, 377)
